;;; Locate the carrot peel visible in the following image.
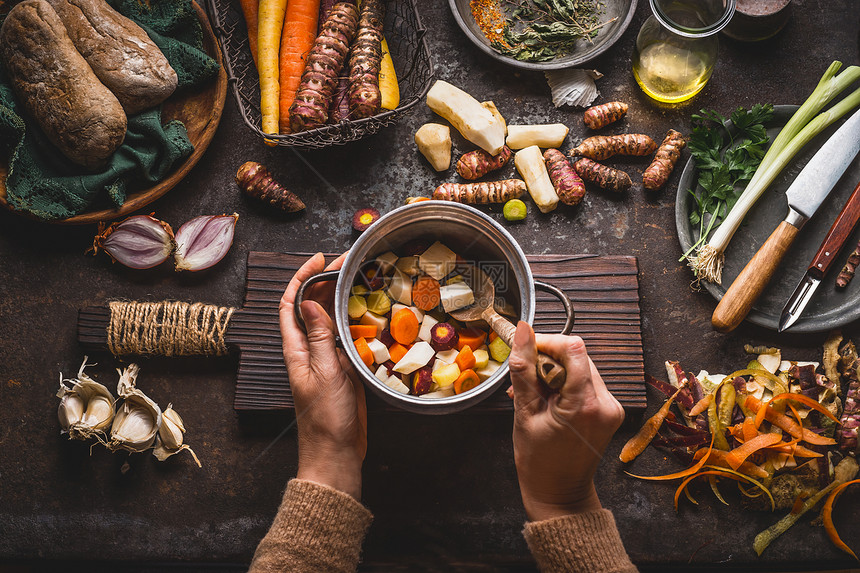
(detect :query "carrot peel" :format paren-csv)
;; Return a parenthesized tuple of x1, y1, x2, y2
(619, 381, 687, 463)
(725, 433, 783, 470)
(823, 479, 860, 561)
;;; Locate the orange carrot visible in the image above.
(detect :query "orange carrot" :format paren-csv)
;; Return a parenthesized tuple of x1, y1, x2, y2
(454, 369, 481, 394)
(350, 324, 377, 340)
(619, 381, 687, 463)
(258, 0, 289, 139)
(278, 0, 321, 133)
(457, 328, 487, 351)
(390, 308, 419, 345)
(455, 346, 476, 371)
(745, 395, 836, 446)
(693, 448, 769, 479)
(239, 0, 259, 66)
(724, 433, 783, 470)
(412, 276, 440, 311)
(489, 331, 498, 343)
(388, 342, 408, 363)
(354, 337, 373, 367)
(823, 479, 860, 560)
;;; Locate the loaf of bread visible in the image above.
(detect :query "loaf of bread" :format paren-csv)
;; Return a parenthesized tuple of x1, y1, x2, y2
(0, 0, 126, 169)
(46, 0, 178, 114)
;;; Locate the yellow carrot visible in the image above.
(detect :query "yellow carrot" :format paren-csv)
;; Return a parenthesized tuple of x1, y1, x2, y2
(378, 37, 399, 110)
(258, 0, 288, 143)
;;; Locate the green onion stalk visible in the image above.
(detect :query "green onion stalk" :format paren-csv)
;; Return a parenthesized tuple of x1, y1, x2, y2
(692, 61, 860, 284)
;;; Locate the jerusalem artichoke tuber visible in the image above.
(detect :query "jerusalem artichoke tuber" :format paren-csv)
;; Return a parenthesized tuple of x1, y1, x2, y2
(574, 158, 632, 192)
(515, 146, 559, 213)
(348, 0, 385, 119)
(506, 124, 569, 150)
(289, 3, 359, 132)
(415, 124, 452, 171)
(570, 134, 657, 160)
(456, 146, 512, 180)
(643, 129, 686, 191)
(236, 161, 306, 212)
(426, 80, 506, 155)
(837, 241, 860, 288)
(433, 180, 526, 204)
(544, 149, 586, 207)
(583, 101, 628, 130)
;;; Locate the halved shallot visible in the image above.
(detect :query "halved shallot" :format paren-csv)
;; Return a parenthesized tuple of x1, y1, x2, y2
(174, 213, 239, 272)
(92, 215, 175, 269)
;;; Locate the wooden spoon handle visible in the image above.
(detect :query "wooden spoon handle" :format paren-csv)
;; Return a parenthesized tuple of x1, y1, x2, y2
(484, 310, 567, 390)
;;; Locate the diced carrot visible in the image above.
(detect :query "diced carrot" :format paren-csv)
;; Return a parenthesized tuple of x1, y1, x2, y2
(412, 276, 441, 311)
(455, 345, 476, 371)
(457, 328, 487, 351)
(350, 324, 377, 340)
(454, 369, 481, 394)
(354, 337, 373, 367)
(692, 448, 769, 479)
(724, 433, 783, 470)
(489, 331, 498, 343)
(389, 343, 408, 363)
(390, 308, 420, 345)
(745, 395, 836, 446)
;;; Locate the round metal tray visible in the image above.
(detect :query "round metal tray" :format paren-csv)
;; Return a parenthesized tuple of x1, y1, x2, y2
(676, 105, 860, 333)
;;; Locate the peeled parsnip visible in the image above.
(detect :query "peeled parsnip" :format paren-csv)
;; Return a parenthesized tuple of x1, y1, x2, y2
(515, 146, 559, 213)
(426, 80, 506, 155)
(506, 124, 569, 149)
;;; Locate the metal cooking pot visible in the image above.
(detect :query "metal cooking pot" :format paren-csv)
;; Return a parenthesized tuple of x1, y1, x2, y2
(295, 202, 574, 414)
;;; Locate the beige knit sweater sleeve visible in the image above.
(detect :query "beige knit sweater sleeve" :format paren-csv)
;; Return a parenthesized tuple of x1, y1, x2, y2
(523, 509, 638, 573)
(249, 479, 373, 573)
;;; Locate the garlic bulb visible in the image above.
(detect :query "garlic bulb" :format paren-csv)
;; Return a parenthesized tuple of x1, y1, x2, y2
(57, 357, 116, 440)
(108, 364, 162, 453)
(153, 404, 201, 467)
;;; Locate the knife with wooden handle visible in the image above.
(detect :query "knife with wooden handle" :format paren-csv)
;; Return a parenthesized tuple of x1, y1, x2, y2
(779, 180, 860, 331)
(712, 108, 860, 333)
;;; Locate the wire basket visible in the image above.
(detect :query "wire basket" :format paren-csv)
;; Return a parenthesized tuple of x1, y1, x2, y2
(204, 0, 434, 149)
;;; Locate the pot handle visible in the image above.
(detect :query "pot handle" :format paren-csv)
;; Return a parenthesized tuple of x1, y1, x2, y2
(530, 281, 575, 390)
(293, 270, 341, 335)
(534, 280, 575, 335)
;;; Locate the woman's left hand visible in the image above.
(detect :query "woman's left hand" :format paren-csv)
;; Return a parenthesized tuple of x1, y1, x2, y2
(279, 252, 367, 500)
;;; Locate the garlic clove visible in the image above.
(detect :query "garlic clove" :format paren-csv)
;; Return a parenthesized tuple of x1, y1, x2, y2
(57, 386, 85, 431)
(158, 405, 185, 450)
(92, 215, 175, 269)
(173, 214, 238, 272)
(57, 357, 116, 440)
(81, 395, 114, 431)
(109, 363, 161, 453)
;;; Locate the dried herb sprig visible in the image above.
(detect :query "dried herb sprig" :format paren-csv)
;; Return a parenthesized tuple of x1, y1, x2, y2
(492, 0, 613, 62)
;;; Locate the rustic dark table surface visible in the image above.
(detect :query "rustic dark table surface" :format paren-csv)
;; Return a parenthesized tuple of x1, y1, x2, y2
(2, 0, 860, 571)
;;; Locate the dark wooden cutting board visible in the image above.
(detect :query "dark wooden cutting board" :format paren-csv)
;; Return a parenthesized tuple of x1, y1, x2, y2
(230, 251, 646, 412)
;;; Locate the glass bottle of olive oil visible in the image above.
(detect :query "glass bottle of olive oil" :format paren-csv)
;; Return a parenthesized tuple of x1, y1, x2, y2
(633, 0, 736, 103)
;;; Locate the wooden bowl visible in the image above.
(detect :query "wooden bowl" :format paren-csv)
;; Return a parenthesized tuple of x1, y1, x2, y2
(0, 0, 228, 225)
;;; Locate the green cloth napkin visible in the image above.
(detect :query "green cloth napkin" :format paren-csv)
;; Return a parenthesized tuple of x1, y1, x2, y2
(0, 0, 220, 221)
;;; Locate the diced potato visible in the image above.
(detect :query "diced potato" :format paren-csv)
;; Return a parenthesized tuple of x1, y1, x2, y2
(432, 362, 461, 387)
(418, 314, 439, 342)
(426, 80, 506, 155)
(374, 365, 389, 382)
(351, 285, 369, 296)
(473, 348, 489, 370)
(475, 359, 502, 381)
(366, 290, 392, 315)
(419, 241, 457, 280)
(375, 251, 399, 271)
(393, 341, 435, 374)
(348, 296, 367, 320)
(388, 268, 412, 305)
(360, 311, 388, 337)
(506, 124, 569, 149)
(489, 336, 512, 362)
(420, 387, 456, 399)
(395, 255, 421, 277)
(384, 375, 411, 394)
(435, 349, 459, 364)
(440, 282, 474, 312)
(392, 303, 424, 323)
(515, 145, 559, 213)
(414, 123, 452, 171)
(367, 338, 391, 364)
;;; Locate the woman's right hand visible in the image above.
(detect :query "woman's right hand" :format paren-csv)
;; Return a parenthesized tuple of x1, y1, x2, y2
(509, 321, 625, 522)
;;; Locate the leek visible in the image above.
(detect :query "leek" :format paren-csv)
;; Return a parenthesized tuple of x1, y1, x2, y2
(692, 61, 860, 284)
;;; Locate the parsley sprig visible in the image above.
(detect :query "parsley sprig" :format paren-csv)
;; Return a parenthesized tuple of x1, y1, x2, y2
(681, 104, 774, 262)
